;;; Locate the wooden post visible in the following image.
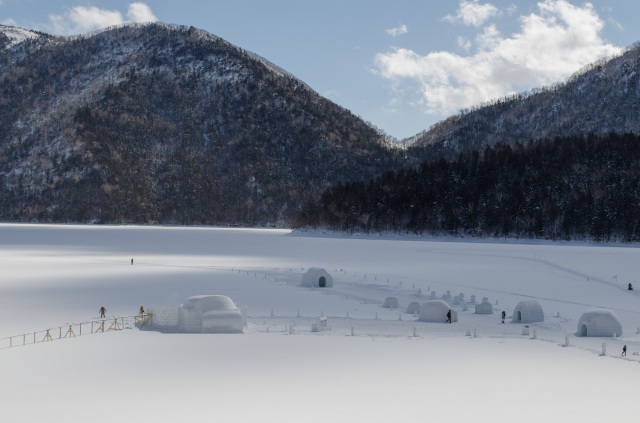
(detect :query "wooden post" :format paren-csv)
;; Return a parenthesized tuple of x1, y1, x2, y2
(64, 324, 76, 338)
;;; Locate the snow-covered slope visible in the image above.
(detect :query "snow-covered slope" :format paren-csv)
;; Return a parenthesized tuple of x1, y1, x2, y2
(0, 24, 42, 47)
(1, 224, 639, 422)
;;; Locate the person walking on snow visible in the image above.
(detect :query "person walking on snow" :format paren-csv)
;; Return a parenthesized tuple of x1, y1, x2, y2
(446, 309, 452, 323)
(622, 345, 627, 356)
(99, 306, 106, 318)
(501, 310, 506, 323)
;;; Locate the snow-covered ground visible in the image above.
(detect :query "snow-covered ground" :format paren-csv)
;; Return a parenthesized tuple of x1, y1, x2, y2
(1, 224, 639, 422)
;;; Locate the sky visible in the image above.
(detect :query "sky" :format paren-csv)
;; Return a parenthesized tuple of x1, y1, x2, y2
(2, 0, 640, 139)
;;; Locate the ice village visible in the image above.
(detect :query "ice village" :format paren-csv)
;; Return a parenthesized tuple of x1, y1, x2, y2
(136, 266, 626, 344)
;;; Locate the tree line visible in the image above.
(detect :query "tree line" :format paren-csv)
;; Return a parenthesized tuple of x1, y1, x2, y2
(295, 133, 640, 242)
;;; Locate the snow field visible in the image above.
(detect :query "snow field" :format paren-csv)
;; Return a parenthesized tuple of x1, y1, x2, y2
(1, 224, 640, 422)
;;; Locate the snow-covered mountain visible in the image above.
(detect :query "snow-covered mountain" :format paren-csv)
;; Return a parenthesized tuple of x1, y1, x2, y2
(0, 23, 401, 225)
(409, 42, 640, 159)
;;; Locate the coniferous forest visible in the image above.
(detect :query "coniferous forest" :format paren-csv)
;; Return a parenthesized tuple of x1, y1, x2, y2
(295, 133, 640, 242)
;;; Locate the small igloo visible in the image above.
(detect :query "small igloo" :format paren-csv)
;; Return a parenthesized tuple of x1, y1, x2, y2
(179, 295, 244, 333)
(475, 297, 493, 314)
(406, 301, 421, 315)
(419, 300, 457, 323)
(382, 297, 399, 309)
(512, 300, 544, 323)
(301, 267, 333, 288)
(577, 309, 623, 337)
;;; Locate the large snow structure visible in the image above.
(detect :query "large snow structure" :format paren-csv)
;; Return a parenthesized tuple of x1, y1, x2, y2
(475, 297, 493, 314)
(179, 295, 244, 333)
(301, 268, 333, 288)
(512, 301, 544, 323)
(383, 297, 399, 308)
(577, 309, 623, 337)
(148, 306, 179, 331)
(406, 301, 421, 315)
(419, 300, 457, 323)
(147, 295, 244, 333)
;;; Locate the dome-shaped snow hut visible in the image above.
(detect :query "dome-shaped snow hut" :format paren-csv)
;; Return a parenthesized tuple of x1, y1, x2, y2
(475, 297, 493, 314)
(577, 308, 623, 337)
(301, 268, 333, 288)
(179, 295, 244, 333)
(419, 300, 457, 323)
(512, 300, 544, 323)
(383, 297, 399, 309)
(406, 301, 421, 315)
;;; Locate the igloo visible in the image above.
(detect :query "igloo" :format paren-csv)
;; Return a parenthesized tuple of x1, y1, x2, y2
(419, 300, 457, 323)
(512, 300, 544, 323)
(301, 268, 333, 288)
(577, 309, 623, 337)
(179, 295, 244, 333)
(475, 297, 493, 314)
(406, 301, 421, 315)
(383, 297, 399, 309)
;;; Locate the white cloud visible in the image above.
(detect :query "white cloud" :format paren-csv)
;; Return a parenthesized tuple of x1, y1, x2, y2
(47, 2, 157, 35)
(374, 0, 622, 117)
(386, 24, 408, 37)
(126, 2, 157, 23)
(443, 0, 499, 27)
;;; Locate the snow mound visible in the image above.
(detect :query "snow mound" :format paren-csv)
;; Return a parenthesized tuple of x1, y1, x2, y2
(419, 300, 457, 323)
(512, 300, 544, 323)
(577, 308, 623, 337)
(180, 295, 244, 333)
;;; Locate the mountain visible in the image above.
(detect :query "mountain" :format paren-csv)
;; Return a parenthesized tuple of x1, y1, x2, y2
(0, 23, 402, 225)
(408, 42, 640, 160)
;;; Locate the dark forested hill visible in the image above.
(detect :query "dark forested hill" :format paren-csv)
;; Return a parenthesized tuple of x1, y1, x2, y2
(0, 23, 402, 225)
(408, 43, 640, 162)
(296, 133, 640, 242)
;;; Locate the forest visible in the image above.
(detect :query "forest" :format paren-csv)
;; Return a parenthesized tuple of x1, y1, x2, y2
(295, 133, 640, 242)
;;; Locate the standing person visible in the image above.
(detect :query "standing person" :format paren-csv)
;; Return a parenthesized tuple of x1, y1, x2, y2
(99, 306, 106, 318)
(501, 310, 506, 324)
(139, 306, 145, 315)
(446, 309, 452, 323)
(131, 258, 134, 265)
(622, 345, 627, 356)
(628, 283, 633, 291)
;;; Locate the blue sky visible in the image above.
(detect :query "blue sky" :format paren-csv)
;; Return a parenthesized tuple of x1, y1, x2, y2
(2, 1, 640, 139)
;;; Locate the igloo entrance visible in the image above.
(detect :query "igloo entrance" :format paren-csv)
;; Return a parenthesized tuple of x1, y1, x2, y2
(319, 276, 326, 287)
(579, 324, 588, 336)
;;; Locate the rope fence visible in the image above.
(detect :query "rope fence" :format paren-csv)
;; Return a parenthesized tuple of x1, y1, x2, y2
(0, 313, 152, 350)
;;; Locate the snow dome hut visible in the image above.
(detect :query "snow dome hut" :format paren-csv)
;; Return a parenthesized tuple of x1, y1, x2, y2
(383, 297, 399, 309)
(577, 309, 623, 337)
(178, 295, 244, 333)
(406, 301, 421, 315)
(475, 297, 493, 314)
(301, 268, 333, 288)
(512, 300, 544, 323)
(419, 300, 457, 323)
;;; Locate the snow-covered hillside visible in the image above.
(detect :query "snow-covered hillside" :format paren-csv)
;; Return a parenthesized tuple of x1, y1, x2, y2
(1, 224, 639, 422)
(0, 24, 41, 47)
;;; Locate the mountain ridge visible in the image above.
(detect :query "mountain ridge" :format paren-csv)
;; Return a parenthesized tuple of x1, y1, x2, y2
(0, 23, 402, 225)
(409, 41, 640, 159)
